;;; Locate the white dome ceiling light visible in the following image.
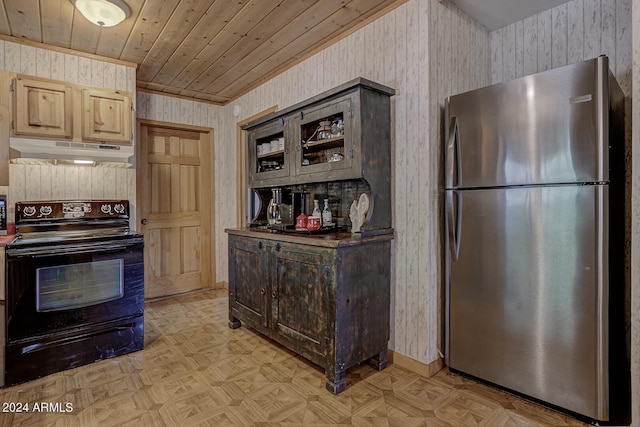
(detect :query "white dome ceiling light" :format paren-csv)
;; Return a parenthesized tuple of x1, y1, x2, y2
(70, 0, 131, 28)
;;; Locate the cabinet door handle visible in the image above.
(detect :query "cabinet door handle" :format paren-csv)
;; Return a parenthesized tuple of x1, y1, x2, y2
(258, 241, 263, 249)
(275, 242, 281, 251)
(260, 288, 266, 295)
(271, 291, 277, 298)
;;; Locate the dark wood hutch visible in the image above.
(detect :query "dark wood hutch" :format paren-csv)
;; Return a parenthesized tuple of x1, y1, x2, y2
(226, 78, 394, 393)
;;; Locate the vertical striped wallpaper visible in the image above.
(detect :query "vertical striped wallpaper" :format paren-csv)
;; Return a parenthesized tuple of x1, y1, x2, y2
(489, 0, 631, 93)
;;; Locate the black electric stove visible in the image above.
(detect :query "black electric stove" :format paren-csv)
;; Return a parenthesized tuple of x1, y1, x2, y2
(3, 200, 144, 387)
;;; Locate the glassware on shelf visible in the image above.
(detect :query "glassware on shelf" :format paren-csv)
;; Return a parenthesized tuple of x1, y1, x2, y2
(331, 119, 344, 136)
(317, 120, 332, 140)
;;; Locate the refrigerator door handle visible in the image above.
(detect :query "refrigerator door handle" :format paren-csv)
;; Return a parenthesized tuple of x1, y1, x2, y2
(446, 190, 461, 260)
(445, 116, 461, 188)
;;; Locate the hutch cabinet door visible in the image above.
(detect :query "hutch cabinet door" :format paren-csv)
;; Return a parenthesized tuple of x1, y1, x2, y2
(271, 243, 329, 358)
(14, 77, 73, 139)
(82, 89, 132, 144)
(293, 95, 356, 181)
(248, 118, 289, 187)
(229, 237, 269, 328)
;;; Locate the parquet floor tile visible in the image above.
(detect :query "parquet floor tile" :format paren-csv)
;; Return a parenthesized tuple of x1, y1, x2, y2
(0, 289, 590, 427)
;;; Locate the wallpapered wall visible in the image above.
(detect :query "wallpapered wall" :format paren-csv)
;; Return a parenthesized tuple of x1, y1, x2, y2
(489, 0, 631, 92)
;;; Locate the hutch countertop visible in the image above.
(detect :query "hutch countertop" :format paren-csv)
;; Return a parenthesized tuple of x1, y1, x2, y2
(225, 227, 393, 248)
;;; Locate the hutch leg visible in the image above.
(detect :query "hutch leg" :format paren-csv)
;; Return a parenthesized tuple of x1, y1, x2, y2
(228, 316, 241, 329)
(325, 368, 346, 394)
(368, 349, 388, 370)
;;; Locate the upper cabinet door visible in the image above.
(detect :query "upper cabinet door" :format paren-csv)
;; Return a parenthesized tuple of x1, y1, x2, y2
(82, 89, 132, 144)
(14, 77, 73, 139)
(248, 118, 289, 187)
(293, 95, 356, 182)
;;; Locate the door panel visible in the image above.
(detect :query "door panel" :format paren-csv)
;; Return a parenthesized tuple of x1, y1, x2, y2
(273, 247, 326, 357)
(138, 122, 213, 299)
(293, 96, 354, 178)
(248, 119, 288, 186)
(446, 184, 607, 418)
(230, 242, 267, 327)
(446, 58, 606, 188)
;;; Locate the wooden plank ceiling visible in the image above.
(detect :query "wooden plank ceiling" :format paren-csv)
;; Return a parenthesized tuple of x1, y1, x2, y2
(0, 0, 404, 104)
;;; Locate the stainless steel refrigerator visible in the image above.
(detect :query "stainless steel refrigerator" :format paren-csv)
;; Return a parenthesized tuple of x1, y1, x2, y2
(444, 56, 629, 424)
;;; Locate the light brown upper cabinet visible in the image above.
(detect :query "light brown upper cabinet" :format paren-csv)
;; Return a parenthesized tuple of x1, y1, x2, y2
(13, 77, 73, 139)
(82, 89, 132, 144)
(13, 75, 133, 145)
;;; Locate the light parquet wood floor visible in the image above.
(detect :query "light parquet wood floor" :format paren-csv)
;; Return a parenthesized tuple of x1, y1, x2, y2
(0, 289, 589, 427)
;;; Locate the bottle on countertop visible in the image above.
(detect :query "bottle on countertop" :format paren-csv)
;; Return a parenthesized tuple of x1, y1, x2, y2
(267, 198, 280, 225)
(312, 199, 321, 218)
(322, 199, 332, 226)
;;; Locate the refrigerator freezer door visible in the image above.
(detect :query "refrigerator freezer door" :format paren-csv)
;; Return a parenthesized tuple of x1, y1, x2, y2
(445, 57, 609, 189)
(445, 184, 608, 420)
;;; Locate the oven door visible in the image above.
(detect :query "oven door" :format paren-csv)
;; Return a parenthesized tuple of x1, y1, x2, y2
(5, 237, 144, 342)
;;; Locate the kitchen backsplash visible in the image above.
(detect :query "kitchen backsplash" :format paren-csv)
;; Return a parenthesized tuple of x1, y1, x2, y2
(8, 163, 136, 229)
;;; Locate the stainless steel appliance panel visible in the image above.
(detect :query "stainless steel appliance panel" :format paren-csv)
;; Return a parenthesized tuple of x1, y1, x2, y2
(445, 57, 609, 189)
(445, 184, 608, 419)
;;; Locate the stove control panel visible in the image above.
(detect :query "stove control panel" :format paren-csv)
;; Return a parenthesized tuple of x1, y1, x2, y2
(15, 200, 130, 222)
(62, 202, 93, 218)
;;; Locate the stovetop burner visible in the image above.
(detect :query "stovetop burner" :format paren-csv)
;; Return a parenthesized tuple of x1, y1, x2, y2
(9, 200, 140, 249)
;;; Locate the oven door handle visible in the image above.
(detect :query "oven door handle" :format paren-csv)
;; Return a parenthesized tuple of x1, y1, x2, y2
(7, 239, 143, 257)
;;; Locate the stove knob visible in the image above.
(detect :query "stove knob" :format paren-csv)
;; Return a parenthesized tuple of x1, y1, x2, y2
(40, 206, 52, 216)
(23, 206, 36, 216)
(101, 204, 113, 214)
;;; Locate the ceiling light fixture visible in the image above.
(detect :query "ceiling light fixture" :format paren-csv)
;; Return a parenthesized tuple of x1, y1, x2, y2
(70, 0, 131, 28)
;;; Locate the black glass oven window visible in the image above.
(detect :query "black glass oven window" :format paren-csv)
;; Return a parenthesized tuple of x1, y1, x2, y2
(36, 259, 124, 312)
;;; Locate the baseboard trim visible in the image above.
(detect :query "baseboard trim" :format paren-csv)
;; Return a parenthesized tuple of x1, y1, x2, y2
(388, 350, 445, 378)
(214, 281, 229, 290)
